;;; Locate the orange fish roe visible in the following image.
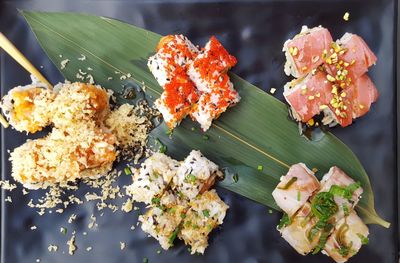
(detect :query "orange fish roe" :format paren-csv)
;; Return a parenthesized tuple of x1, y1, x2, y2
(163, 70, 199, 126)
(191, 36, 237, 87)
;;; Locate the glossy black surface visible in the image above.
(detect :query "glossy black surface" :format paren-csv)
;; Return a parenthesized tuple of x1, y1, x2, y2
(0, 1, 398, 262)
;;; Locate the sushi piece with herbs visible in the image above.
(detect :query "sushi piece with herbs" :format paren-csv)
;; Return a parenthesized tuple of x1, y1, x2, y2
(179, 189, 229, 254)
(172, 150, 223, 200)
(126, 152, 180, 205)
(272, 163, 320, 217)
(278, 202, 320, 255)
(139, 191, 188, 250)
(272, 163, 368, 262)
(283, 26, 379, 128)
(128, 150, 228, 253)
(322, 211, 369, 263)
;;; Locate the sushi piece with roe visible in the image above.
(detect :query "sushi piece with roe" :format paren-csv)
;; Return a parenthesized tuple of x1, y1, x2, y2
(188, 36, 237, 93)
(154, 69, 199, 129)
(148, 34, 199, 87)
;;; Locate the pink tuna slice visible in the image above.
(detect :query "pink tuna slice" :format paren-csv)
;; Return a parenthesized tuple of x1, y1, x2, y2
(284, 71, 333, 122)
(329, 33, 377, 81)
(351, 74, 379, 118)
(287, 27, 333, 77)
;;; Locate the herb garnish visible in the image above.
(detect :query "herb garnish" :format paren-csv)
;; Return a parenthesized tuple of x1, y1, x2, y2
(329, 182, 360, 200)
(357, 233, 369, 245)
(309, 192, 338, 253)
(124, 167, 132, 175)
(202, 209, 210, 217)
(184, 174, 197, 183)
(155, 138, 167, 153)
(278, 213, 291, 229)
(277, 177, 297, 190)
(168, 227, 181, 245)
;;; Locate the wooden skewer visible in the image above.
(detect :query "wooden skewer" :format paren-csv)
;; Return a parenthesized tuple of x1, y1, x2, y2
(0, 114, 9, 128)
(0, 32, 53, 89)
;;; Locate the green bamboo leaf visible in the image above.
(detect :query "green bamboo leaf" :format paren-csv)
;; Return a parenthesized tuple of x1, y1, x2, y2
(21, 11, 389, 228)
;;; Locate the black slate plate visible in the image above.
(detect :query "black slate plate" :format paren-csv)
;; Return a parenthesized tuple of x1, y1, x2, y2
(0, 1, 398, 262)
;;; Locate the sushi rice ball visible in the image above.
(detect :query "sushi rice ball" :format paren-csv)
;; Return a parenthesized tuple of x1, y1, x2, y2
(172, 150, 223, 200)
(126, 152, 180, 205)
(179, 189, 229, 254)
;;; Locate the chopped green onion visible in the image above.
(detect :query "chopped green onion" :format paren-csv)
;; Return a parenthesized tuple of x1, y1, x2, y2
(311, 192, 338, 220)
(232, 174, 239, 183)
(180, 213, 186, 219)
(168, 226, 181, 245)
(277, 177, 298, 190)
(60, 227, 67, 235)
(357, 233, 369, 245)
(257, 165, 263, 171)
(342, 204, 349, 216)
(155, 138, 167, 153)
(165, 129, 173, 136)
(297, 191, 301, 201)
(151, 197, 161, 205)
(184, 174, 197, 183)
(142, 257, 149, 263)
(124, 167, 132, 175)
(278, 213, 291, 229)
(329, 182, 361, 200)
(311, 223, 334, 254)
(202, 135, 209, 140)
(202, 209, 210, 217)
(268, 209, 273, 214)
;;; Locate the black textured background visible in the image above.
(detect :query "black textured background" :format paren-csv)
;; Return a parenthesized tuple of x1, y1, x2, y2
(0, 0, 398, 263)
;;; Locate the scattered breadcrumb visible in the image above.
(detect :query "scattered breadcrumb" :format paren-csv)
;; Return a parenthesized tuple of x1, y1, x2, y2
(78, 54, 86, 61)
(88, 214, 98, 229)
(120, 242, 126, 250)
(5, 196, 12, 203)
(122, 199, 133, 213)
(30, 226, 37, 230)
(86, 246, 92, 252)
(48, 244, 58, 252)
(36, 259, 41, 262)
(0, 180, 17, 191)
(67, 232, 77, 255)
(270, 88, 276, 94)
(68, 214, 77, 224)
(343, 12, 350, 21)
(60, 59, 70, 69)
(130, 225, 136, 230)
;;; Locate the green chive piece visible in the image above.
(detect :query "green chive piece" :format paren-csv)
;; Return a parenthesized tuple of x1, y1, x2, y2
(357, 233, 369, 245)
(268, 209, 273, 214)
(297, 191, 301, 201)
(184, 174, 196, 183)
(124, 167, 132, 175)
(143, 257, 149, 263)
(202, 209, 210, 217)
(60, 227, 67, 235)
(155, 138, 167, 153)
(277, 177, 298, 190)
(168, 227, 180, 244)
(233, 174, 239, 183)
(202, 135, 209, 140)
(257, 165, 263, 171)
(151, 197, 161, 205)
(278, 213, 291, 229)
(165, 129, 173, 136)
